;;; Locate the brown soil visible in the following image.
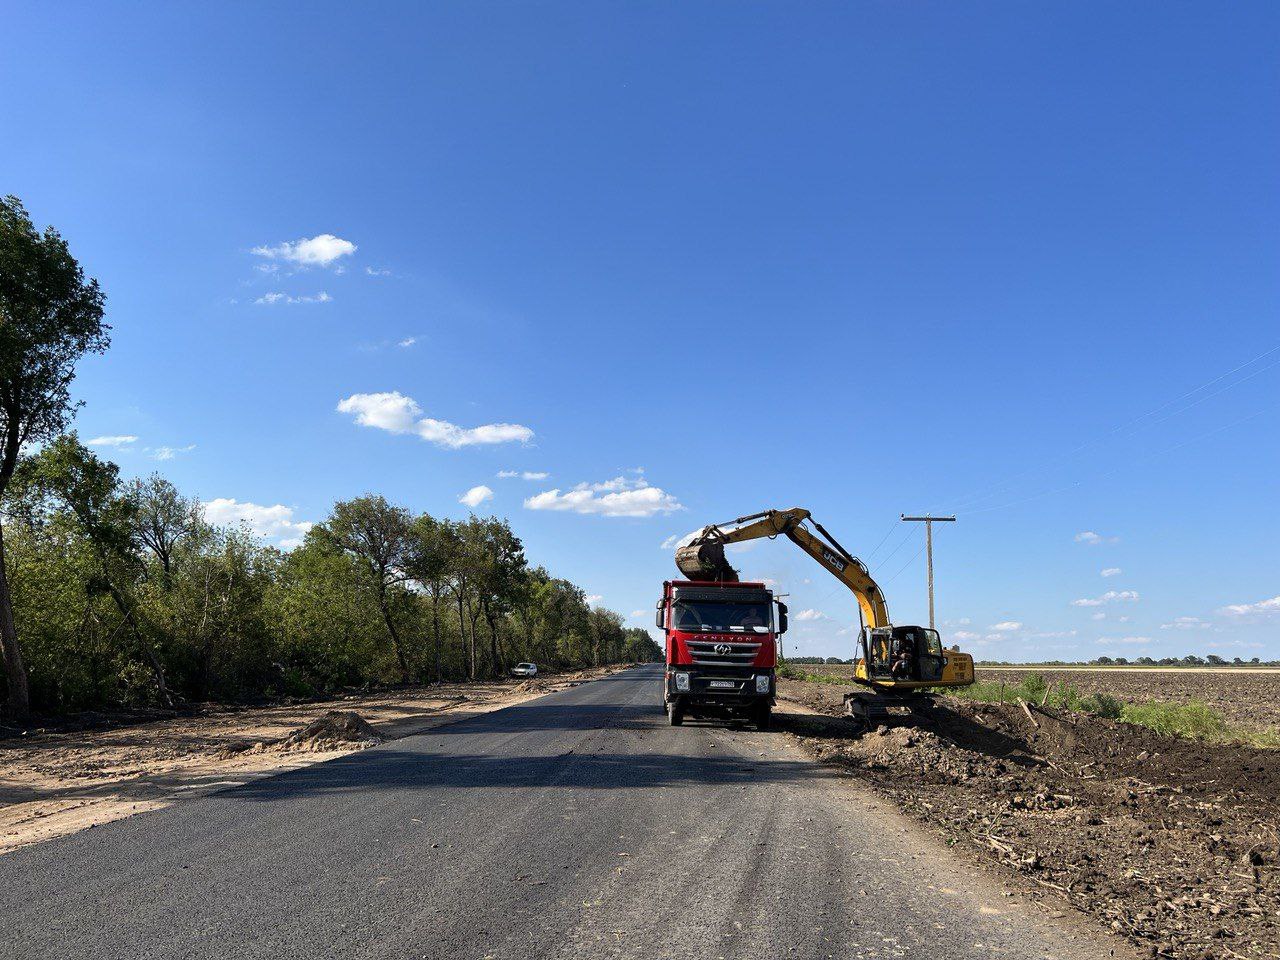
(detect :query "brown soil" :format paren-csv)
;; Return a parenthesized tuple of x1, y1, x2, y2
(277, 710, 385, 752)
(0, 666, 630, 855)
(779, 678, 1280, 960)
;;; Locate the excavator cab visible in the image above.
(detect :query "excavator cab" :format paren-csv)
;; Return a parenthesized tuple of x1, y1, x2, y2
(860, 626, 947, 685)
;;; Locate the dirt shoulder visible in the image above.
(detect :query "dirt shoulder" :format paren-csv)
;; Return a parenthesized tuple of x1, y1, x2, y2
(0, 666, 629, 856)
(777, 679, 1280, 960)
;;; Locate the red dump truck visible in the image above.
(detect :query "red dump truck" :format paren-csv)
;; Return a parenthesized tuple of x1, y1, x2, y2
(655, 579, 787, 729)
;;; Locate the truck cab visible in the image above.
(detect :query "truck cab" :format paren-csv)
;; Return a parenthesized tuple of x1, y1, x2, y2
(656, 579, 787, 729)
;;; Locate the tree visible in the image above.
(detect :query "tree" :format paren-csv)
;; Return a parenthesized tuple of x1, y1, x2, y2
(14, 435, 175, 703)
(128, 474, 199, 588)
(0, 197, 108, 718)
(405, 514, 455, 682)
(468, 516, 526, 677)
(317, 496, 415, 683)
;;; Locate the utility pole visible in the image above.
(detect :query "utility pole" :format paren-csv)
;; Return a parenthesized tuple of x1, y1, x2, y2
(900, 515, 956, 629)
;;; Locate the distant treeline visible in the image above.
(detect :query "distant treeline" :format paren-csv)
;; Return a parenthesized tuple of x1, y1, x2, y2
(977, 656, 1279, 667)
(2, 433, 660, 716)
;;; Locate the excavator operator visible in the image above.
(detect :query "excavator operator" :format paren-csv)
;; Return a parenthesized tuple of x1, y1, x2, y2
(890, 632, 916, 681)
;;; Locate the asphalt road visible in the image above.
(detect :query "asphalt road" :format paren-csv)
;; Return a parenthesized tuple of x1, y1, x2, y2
(0, 665, 1131, 960)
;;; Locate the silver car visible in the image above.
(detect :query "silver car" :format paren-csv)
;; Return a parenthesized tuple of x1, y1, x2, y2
(510, 662, 538, 677)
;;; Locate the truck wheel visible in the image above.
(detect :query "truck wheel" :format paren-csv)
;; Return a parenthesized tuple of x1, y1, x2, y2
(668, 698, 685, 726)
(755, 704, 772, 730)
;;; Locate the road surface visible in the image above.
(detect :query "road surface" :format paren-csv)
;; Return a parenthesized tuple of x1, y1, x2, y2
(0, 665, 1132, 960)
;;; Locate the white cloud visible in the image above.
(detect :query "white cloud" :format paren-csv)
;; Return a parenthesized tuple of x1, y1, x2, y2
(1161, 616, 1209, 630)
(398, 337, 417, 348)
(1075, 531, 1119, 545)
(1028, 630, 1078, 639)
(1072, 590, 1140, 607)
(661, 528, 703, 550)
(795, 609, 828, 622)
(337, 392, 533, 449)
(585, 595, 603, 606)
(990, 621, 1022, 632)
(525, 475, 682, 518)
(496, 470, 549, 480)
(252, 234, 356, 268)
(629, 610, 647, 620)
(458, 485, 494, 509)
(151, 444, 196, 461)
(255, 291, 333, 305)
(951, 630, 981, 642)
(1100, 567, 1122, 578)
(87, 435, 138, 448)
(1219, 596, 1280, 617)
(1096, 636, 1151, 645)
(1091, 612, 1106, 621)
(365, 266, 392, 277)
(204, 498, 314, 549)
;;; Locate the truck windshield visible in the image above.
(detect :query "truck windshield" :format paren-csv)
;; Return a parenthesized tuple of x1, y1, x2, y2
(672, 602, 770, 633)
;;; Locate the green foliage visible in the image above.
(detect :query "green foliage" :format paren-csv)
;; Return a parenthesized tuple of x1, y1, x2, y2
(1119, 700, 1230, 740)
(0, 449, 657, 715)
(936, 673, 1274, 746)
(1080, 692, 1124, 719)
(1019, 672, 1048, 702)
(777, 663, 844, 683)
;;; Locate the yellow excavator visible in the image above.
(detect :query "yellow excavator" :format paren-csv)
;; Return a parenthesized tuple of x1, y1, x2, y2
(675, 507, 974, 727)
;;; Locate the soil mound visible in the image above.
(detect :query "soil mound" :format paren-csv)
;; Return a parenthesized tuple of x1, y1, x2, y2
(781, 684, 1280, 960)
(277, 711, 384, 752)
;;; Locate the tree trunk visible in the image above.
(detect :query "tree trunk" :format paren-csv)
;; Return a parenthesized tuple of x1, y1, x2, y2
(456, 593, 473, 681)
(378, 594, 410, 683)
(466, 603, 482, 680)
(484, 606, 502, 678)
(430, 591, 442, 683)
(104, 581, 174, 707)
(0, 519, 31, 720)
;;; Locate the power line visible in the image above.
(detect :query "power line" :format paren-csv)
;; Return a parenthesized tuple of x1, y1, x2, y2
(871, 525, 916, 573)
(958, 401, 1279, 517)
(863, 518, 902, 564)
(944, 342, 1280, 513)
(882, 542, 926, 587)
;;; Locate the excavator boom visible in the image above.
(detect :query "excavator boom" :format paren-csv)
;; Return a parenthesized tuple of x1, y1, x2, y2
(675, 508, 890, 630)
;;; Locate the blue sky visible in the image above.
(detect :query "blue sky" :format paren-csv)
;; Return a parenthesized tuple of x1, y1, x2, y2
(4, 3, 1278, 661)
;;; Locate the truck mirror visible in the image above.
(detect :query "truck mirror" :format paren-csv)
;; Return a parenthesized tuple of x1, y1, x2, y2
(655, 602, 664, 629)
(776, 601, 788, 635)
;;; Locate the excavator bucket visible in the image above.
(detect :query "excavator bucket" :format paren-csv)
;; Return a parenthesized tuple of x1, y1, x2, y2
(674, 541, 739, 582)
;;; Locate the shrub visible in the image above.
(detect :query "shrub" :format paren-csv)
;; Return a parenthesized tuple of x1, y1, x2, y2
(1120, 700, 1230, 740)
(1019, 673, 1048, 702)
(1080, 692, 1123, 719)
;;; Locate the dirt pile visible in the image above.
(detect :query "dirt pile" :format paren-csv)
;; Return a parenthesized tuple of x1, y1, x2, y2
(781, 685, 1280, 960)
(512, 679, 551, 694)
(277, 711, 385, 752)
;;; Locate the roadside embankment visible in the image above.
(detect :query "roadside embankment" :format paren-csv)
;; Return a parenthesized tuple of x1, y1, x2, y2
(0, 665, 630, 855)
(779, 678, 1280, 960)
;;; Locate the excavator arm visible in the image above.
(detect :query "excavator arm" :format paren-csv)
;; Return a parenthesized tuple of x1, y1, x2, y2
(675, 508, 890, 629)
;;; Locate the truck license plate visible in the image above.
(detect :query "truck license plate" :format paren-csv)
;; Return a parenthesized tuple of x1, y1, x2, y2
(709, 680, 735, 689)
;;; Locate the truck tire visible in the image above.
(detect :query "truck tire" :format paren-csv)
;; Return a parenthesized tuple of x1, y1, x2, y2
(755, 703, 772, 730)
(668, 698, 685, 726)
